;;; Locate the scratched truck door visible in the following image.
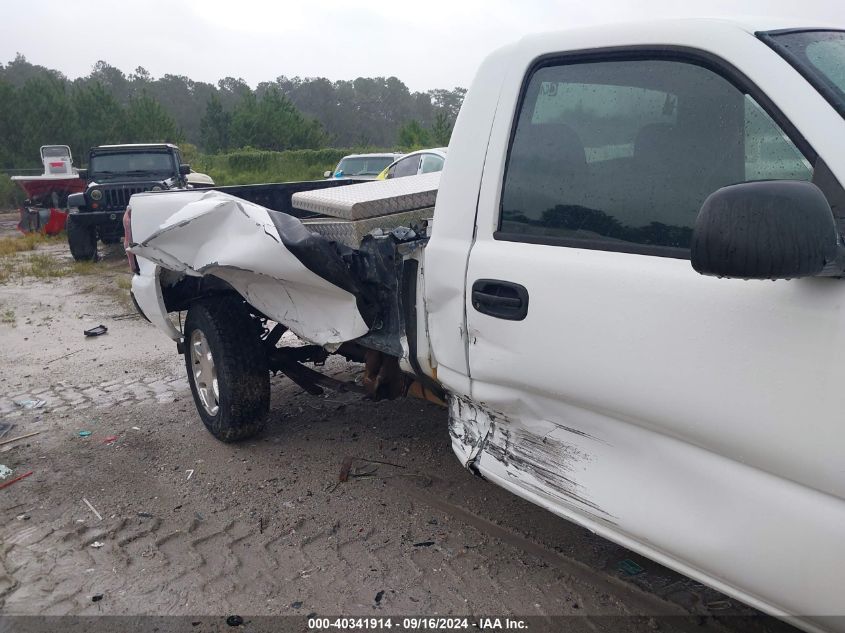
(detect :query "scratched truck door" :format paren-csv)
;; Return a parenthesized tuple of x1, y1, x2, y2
(462, 53, 845, 618)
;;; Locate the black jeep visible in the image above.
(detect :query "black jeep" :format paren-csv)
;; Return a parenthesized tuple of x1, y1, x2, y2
(66, 144, 191, 261)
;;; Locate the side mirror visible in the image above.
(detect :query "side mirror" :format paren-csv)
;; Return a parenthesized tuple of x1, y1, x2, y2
(76, 168, 88, 180)
(691, 180, 839, 280)
(324, 170, 332, 178)
(179, 163, 191, 175)
(67, 192, 86, 209)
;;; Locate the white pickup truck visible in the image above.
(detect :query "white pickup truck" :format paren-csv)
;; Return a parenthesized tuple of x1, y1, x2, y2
(126, 19, 845, 633)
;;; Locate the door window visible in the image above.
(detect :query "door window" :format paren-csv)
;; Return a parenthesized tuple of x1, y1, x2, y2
(500, 58, 813, 253)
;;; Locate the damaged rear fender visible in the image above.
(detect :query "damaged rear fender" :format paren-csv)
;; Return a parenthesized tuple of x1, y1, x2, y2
(128, 191, 369, 346)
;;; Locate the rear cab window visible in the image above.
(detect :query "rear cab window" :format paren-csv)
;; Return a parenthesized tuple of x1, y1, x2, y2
(498, 55, 815, 256)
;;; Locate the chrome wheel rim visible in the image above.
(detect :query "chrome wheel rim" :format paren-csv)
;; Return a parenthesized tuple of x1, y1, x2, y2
(189, 329, 219, 416)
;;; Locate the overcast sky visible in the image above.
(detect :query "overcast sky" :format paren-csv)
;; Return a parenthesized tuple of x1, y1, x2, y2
(1, 1, 843, 92)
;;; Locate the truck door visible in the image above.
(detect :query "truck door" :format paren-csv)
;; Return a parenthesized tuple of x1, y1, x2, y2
(462, 51, 845, 617)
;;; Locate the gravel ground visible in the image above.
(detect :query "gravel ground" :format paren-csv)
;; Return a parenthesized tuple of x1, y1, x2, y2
(0, 229, 799, 633)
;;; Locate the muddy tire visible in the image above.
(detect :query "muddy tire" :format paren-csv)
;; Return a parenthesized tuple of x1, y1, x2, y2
(66, 216, 98, 262)
(183, 296, 270, 442)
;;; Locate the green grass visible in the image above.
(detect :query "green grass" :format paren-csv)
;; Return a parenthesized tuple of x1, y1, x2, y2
(20, 253, 68, 278)
(1, 308, 15, 326)
(71, 260, 103, 276)
(0, 247, 134, 310)
(0, 232, 54, 257)
(0, 247, 121, 282)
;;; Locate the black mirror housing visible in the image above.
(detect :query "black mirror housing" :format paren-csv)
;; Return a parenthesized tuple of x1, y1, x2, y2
(76, 168, 88, 180)
(691, 180, 839, 280)
(179, 163, 191, 175)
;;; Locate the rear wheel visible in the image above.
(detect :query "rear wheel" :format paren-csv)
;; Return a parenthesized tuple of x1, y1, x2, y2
(183, 296, 270, 442)
(66, 215, 98, 261)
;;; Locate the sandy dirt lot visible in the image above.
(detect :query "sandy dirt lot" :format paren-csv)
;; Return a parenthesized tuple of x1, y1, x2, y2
(0, 224, 798, 632)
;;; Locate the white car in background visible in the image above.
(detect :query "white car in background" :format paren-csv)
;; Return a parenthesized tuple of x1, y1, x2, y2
(325, 153, 403, 180)
(378, 147, 447, 179)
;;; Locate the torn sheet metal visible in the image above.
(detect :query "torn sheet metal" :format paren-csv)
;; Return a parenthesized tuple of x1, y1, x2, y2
(448, 396, 495, 468)
(129, 191, 369, 346)
(291, 172, 440, 220)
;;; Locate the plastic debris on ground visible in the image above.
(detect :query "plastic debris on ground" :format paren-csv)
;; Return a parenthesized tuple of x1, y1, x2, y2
(90, 541, 104, 549)
(0, 422, 15, 440)
(101, 435, 118, 445)
(15, 399, 46, 409)
(83, 325, 108, 337)
(78, 431, 92, 437)
(0, 465, 12, 480)
(619, 559, 645, 576)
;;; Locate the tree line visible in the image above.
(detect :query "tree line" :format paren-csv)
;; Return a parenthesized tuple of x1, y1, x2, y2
(0, 54, 465, 168)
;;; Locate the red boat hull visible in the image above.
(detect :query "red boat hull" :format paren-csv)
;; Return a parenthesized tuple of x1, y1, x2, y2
(12, 176, 85, 200)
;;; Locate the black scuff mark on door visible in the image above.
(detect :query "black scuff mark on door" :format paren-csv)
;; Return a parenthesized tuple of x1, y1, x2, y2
(449, 395, 614, 525)
(483, 423, 615, 524)
(556, 424, 608, 445)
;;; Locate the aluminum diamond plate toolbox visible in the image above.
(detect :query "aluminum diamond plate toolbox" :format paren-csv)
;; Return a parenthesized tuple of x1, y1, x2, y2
(291, 172, 440, 220)
(302, 208, 433, 248)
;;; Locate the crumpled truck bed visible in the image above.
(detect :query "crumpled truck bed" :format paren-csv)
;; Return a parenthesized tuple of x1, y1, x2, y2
(128, 174, 438, 348)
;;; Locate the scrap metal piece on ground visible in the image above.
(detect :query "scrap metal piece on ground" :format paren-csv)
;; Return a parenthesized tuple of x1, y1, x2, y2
(0, 431, 42, 447)
(84, 325, 108, 337)
(82, 497, 103, 521)
(0, 470, 33, 491)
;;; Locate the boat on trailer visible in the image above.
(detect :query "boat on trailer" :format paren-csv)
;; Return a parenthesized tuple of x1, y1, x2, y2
(11, 145, 86, 235)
